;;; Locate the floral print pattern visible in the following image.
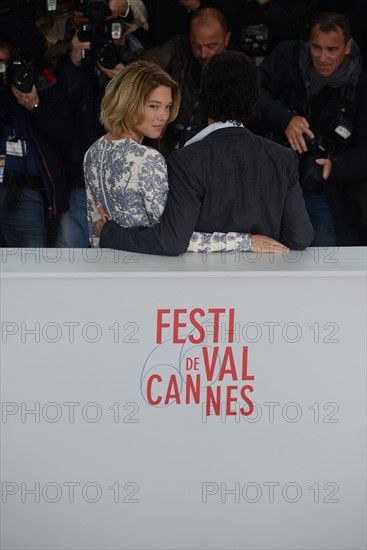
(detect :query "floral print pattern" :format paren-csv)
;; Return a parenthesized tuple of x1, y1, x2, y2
(84, 137, 251, 252)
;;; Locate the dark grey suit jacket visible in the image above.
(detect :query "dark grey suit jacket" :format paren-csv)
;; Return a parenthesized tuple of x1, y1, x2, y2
(100, 127, 314, 254)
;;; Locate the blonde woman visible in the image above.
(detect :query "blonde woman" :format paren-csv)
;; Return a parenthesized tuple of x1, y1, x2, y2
(84, 60, 255, 251)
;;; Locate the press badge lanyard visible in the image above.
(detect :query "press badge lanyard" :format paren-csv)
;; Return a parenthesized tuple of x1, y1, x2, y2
(0, 131, 28, 185)
(0, 97, 27, 183)
(0, 133, 22, 185)
(6, 131, 26, 157)
(0, 98, 36, 183)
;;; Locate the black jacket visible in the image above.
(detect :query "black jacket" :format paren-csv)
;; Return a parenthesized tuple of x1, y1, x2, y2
(257, 40, 367, 243)
(0, 81, 78, 214)
(0, 12, 78, 214)
(55, 54, 108, 188)
(100, 126, 314, 255)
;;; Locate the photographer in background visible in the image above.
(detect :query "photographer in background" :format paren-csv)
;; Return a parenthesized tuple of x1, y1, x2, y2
(240, 0, 307, 64)
(98, 51, 313, 255)
(53, 0, 148, 246)
(0, 21, 79, 247)
(65, 0, 148, 49)
(256, 12, 367, 246)
(143, 0, 243, 48)
(138, 6, 231, 155)
(34, 0, 149, 73)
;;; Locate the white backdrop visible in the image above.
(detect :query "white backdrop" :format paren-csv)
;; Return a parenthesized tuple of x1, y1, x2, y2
(1, 248, 366, 550)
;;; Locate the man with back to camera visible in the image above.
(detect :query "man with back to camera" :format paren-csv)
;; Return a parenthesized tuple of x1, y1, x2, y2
(256, 12, 367, 246)
(97, 50, 314, 255)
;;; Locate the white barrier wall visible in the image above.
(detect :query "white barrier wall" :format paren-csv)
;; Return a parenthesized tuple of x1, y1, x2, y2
(0, 247, 366, 550)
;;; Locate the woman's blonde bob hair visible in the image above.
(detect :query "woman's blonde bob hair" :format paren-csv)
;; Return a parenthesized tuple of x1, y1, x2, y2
(100, 60, 180, 138)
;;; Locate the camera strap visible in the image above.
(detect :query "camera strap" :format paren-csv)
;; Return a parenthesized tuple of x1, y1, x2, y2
(2, 134, 26, 210)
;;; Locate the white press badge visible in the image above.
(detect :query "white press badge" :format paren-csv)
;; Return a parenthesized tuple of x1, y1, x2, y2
(335, 125, 352, 139)
(334, 113, 353, 140)
(6, 139, 26, 157)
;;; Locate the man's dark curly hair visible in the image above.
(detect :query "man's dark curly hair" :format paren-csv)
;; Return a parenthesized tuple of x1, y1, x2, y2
(199, 50, 260, 125)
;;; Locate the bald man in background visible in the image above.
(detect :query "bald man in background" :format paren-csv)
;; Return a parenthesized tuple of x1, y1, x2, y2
(139, 6, 231, 153)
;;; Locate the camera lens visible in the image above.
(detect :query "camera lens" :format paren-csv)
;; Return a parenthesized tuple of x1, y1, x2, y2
(86, 0, 111, 22)
(14, 69, 33, 93)
(90, 4, 103, 16)
(98, 44, 119, 69)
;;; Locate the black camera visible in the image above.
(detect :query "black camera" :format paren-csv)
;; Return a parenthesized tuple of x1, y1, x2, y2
(77, 23, 117, 67)
(0, 0, 58, 13)
(298, 111, 353, 196)
(299, 135, 332, 197)
(77, 0, 111, 23)
(8, 57, 36, 93)
(0, 55, 36, 93)
(240, 24, 269, 58)
(97, 42, 120, 69)
(77, 21, 129, 68)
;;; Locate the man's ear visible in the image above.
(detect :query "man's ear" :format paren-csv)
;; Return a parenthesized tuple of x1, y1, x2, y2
(225, 31, 232, 48)
(345, 38, 352, 55)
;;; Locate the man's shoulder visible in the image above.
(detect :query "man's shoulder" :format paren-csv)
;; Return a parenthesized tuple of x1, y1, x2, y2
(139, 34, 190, 63)
(267, 39, 303, 59)
(169, 127, 295, 166)
(271, 39, 303, 54)
(169, 133, 214, 158)
(197, 127, 294, 157)
(261, 40, 304, 70)
(255, 134, 295, 159)
(156, 34, 190, 56)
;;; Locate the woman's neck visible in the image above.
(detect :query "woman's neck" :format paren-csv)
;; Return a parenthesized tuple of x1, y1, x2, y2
(105, 130, 143, 143)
